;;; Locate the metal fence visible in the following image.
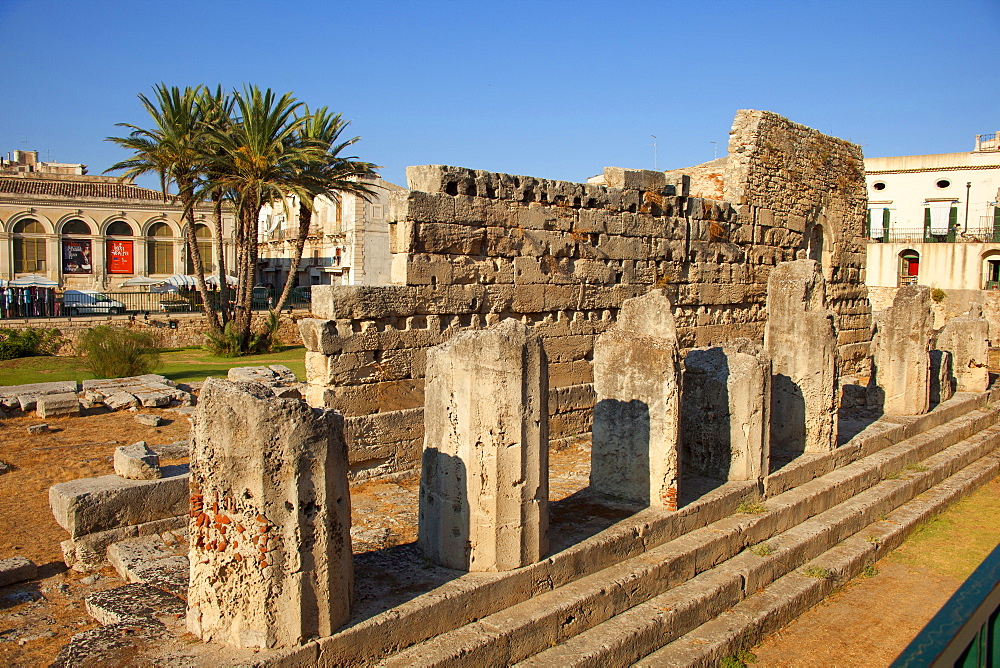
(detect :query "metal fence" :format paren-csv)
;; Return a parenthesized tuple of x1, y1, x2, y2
(869, 227, 1000, 244)
(0, 287, 310, 320)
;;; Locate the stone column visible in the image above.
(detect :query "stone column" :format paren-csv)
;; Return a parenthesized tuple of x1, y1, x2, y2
(930, 349, 955, 405)
(682, 345, 771, 483)
(187, 378, 352, 649)
(592, 289, 682, 509)
(937, 310, 990, 393)
(764, 260, 838, 453)
(418, 319, 548, 572)
(871, 285, 934, 415)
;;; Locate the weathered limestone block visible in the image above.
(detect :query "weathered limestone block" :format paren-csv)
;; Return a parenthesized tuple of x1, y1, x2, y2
(937, 314, 990, 393)
(114, 442, 161, 480)
(36, 393, 80, 419)
(764, 260, 837, 453)
(49, 466, 189, 539)
(930, 349, 955, 406)
(419, 319, 548, 572)
(85, 583, 185, 626)
(0, 556, 38, 587)
(592, 289, 682, 508)
(681, 346, 770, 482)
(105, 391, 139, 411)
(187, 379, 352, 649)
(134, 413, 163, 427)
(60, 515, 186, 572)
(872, 285, 933, 415)
(0, 380, 77, 410)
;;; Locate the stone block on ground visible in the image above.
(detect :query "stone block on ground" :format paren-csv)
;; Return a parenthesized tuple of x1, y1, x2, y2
(107, 534, 189, 598)
(50, 618, 167, 668)
(0, 380, 77, 411)
(60, 516, 186, 572)
(592, 289, 681, 508)
(930, 349, 955, 406)
(114, 442, 161, 480)
(419, 319, 549, 572)
(36, 392, 80, 419)
(27, 423, 49, 435)
(150, 440, 189, 459)
(105, 391, 139, 411)
(134, 413, 163, 427)
(85, 583, 185, 626)
(49, 466, 189, 539)
(187, 378, 352, 649)
(0, 556, 37, 587)
(227, 365, 298, 386)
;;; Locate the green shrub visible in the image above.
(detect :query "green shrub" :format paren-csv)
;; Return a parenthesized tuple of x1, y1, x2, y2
(931, 287, 946, 303)
(0, 327, 64, 360)
(80, 326, 161, 379)
(204, 313, 281, 357)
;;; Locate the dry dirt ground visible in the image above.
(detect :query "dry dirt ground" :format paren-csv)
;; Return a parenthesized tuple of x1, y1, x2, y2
(0, 402, 997, 667)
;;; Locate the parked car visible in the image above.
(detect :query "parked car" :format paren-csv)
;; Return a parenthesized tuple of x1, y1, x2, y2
(63, 290, 126, 316)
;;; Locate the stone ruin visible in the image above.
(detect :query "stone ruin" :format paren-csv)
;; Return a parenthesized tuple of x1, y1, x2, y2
(42, 109, 1000, 657)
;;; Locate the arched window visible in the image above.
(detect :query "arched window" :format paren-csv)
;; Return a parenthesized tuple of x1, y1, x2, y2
(107, 220, 134, 236)
(806, 224, 824, 264)
(147, 222, 174, 275)
(983, 251, 1000, 290)
(61, 219, 91, 235)
(13, 218, 46, 273)
(899, 249, 919, 286)
(186, 223, 214, 274)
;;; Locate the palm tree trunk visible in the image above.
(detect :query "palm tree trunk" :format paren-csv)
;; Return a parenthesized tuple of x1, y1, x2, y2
(212, 189, 229, 326)
(179, 180, 220, 333)
(272, 199, 313, 315)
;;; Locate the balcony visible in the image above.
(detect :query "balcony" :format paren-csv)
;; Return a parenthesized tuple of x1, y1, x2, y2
(868, 226, 1000, 244)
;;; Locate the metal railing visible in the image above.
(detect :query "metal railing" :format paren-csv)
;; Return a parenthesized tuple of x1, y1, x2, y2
(869, 227, 1000, 244)
(892, 542, 1000, 667)
(0, 287, 310, 320)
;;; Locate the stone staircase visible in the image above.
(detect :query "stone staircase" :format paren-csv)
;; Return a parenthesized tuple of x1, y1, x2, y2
(260, 389, 1000, 666)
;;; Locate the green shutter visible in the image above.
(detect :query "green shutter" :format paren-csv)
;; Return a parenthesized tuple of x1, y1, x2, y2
(866, 210, 871, 238)
(993, 206, 1000, 242)
(948, 204, 958, 241)
(924, 207, 932, 241)
(882, 208, 891, 242)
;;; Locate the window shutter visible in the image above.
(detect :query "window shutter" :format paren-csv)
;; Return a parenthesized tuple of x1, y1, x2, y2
(993, 206, 1000, 243)
(948, 204, 958, 241)
(882, 208, 891, 242)
(924, 207, 932, 241)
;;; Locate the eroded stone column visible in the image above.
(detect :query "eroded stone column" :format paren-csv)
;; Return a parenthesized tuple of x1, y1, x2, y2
(872, 285, 934, 415)
(592, 289, 682, 509)
(187, 378, 352, 649)
(418, 319, 548, 572)
(764, 260, 838, 453)
(930, 349, 955, 405)
(938, 310, 990, 393)
(681, 344, 771, 482)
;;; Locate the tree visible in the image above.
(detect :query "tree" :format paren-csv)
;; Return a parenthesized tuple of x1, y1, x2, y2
(271, 107, 379, 315)
(106, 84, 221, 333)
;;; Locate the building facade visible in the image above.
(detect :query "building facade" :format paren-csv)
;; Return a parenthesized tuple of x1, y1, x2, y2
(865, 132, 1000, 290)
(257, 176, 403, 288)
(0, 150, 235, 290)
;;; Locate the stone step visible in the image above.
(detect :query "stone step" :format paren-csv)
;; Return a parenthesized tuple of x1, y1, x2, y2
(634, 448, 1000, 668)
(263, 391, 1000, 666)
(381, 419, 1000, 667)
(518, 426, 1000, 667)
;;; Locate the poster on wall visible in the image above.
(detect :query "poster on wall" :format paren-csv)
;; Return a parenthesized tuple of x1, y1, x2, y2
(107, 239, 133, 274)
(62, 239, 93, 274)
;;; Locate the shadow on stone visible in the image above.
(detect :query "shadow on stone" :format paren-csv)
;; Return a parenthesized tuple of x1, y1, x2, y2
(592, 398, 651, 506)
(417, 447, 471, 570)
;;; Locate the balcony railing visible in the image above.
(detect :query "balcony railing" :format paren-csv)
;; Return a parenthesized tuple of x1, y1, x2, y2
(869, 227, 1000, 244)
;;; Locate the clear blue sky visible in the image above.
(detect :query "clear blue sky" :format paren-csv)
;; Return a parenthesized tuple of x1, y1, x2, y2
(1, 0, 997, 190)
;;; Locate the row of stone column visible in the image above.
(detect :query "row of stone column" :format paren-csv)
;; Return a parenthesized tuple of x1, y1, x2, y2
(184, 261, 990, 650)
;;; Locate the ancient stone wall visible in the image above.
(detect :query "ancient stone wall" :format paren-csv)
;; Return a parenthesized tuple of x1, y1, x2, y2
(302, 110, 873, 479)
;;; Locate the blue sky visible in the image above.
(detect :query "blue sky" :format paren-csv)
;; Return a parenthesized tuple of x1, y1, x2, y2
(1, 0, 997, 189)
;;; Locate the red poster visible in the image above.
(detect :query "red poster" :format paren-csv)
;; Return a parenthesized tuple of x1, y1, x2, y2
(107, 240, 133, 274)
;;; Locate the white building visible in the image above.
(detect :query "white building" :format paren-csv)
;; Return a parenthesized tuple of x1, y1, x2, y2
(257, 176, 403, 289)
(865, 132, 1000, 290)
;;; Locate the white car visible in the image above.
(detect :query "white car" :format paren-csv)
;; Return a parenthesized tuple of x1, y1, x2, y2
(63, 290, 126, 316)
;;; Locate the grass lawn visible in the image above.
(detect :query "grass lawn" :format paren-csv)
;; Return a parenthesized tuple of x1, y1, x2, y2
(0, 345, 307, 387)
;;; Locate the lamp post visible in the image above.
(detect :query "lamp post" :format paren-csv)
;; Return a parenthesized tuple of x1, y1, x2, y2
(965, 182, 972, 232)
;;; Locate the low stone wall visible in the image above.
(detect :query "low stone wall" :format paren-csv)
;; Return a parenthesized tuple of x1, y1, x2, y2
(0, 310, 310, 355)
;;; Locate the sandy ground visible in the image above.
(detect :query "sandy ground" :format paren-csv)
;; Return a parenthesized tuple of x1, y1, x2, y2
(0, 401, 996, 667)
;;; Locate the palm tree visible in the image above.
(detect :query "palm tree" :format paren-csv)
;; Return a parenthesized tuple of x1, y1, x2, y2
(270, 107, 379, 315)
(202, 85, 318, 348)
(106, 84, 221, 332)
